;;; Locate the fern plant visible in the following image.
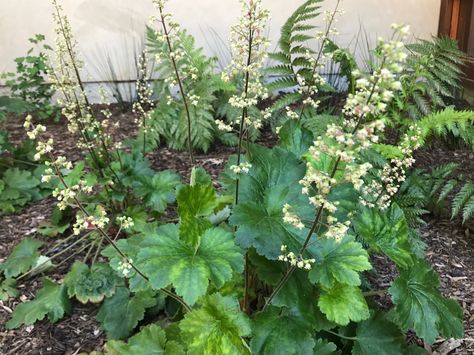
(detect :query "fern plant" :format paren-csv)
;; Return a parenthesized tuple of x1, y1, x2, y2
(265, 0, 322, 112)
(147, 28, 233, 153)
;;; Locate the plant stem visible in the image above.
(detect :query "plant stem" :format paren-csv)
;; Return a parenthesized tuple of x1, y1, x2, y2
(157, 5, 194, 165)
(325, 329, 358, 341)
(298, 0, 342, 122)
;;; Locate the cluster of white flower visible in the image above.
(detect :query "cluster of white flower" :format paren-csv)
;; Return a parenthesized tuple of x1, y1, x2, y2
(282, 204, 305, 230)
(50, 0, 118, 162)
(296, 4, 344, 115)
(278, 245, 315, 270)
(293, 25, 411, 242)
(24, 116, 47, 140)
(133, 52, 155, 135)
(118, 258, 133, 277)
(116, 216, 135, 230)
(223, 0, 270, 127)
(230, 162, 252, 175)
(362, 124, 423, 209)
(72, 208, 110, 236)
(343, 25, 410, 125)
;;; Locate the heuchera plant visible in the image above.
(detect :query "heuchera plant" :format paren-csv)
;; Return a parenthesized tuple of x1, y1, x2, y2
(1, 0, 469, 354)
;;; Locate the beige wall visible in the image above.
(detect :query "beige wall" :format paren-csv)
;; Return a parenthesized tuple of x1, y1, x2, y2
(0, 0, 441, 83)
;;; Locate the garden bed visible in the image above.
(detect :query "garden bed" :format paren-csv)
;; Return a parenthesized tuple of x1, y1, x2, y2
(0, 110, 473, 354)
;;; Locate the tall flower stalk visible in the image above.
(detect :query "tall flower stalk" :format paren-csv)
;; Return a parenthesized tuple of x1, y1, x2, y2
(151, 0, 195, 164)
(265, 24, 411, 308)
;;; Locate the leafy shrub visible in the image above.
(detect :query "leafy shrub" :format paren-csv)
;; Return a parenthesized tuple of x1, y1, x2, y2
(1, 34, 59, 120)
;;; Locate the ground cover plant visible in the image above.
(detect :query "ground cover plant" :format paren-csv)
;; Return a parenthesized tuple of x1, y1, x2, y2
(1, 0, 474, 353)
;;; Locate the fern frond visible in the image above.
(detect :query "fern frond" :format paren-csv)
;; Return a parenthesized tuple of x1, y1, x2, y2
(452, 183, 474, 219)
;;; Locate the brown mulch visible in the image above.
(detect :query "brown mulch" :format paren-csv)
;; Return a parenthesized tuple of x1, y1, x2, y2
(1, 108, 474, 354)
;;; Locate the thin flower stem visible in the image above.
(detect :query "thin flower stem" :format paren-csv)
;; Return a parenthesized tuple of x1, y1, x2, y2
(234, 18, 256, 316)
(157, 5, 194, 165)
(298, 0, 342, 122)
(17, 232, 91, 281)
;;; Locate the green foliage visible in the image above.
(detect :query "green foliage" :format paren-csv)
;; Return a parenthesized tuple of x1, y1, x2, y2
(0, 238, 42, 278)
(418, 108, 474, 148)
(228, 145, 310, 259)
(1, 34, 59, 120)
(318, 283, 370, 326)
(97, 287, 157, 339)
(353, 204, 414, 269)
(266, 0, 322, 111)
(401, 36, 463, 120)
(452, 182, 474, 223)
(105, 324, 184, 355)
(148, 28, 233, 152)
(6, 278, 71, 329)
(64, 262, 120, 304)
(251, 307, 315, 355)
(389, 260, 464, 343)
(133, 171, 181, 213)
(351, 312, 410, 355)
(179, 293, 251, 354)
(308, 236, 372, 289)
(138, 225, 243, 305)
(0, 167, 44, 214)
(0, 278, 19, 301)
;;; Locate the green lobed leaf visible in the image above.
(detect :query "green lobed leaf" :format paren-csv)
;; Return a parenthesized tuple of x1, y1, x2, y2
(314, 339, 340, 355)
(0, 278, 19, 301)
(0, 238, 43, 278)
(389, 260, 464, 343)
(105, 324, 184, 355)
(6, 278, 71, 329)
(97, 287, 157, 340)
(352, 312, 408, 355)
(134, 171, 181, 213)
(179, 293, 251, 355)
(278, 120, 313, 158)
(138, 225, 243, 305)
(353, 204, 414, 269)
(309, 236, 372, 289)
(230, 185, 309, 259)
(64, 262, 120, 304)
(177, 179, 217, 247)
(250, 307, 315, 355)
(318, 283, 370, 326)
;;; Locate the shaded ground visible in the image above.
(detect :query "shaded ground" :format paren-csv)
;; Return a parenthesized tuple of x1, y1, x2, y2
(0, 109, 473, 354)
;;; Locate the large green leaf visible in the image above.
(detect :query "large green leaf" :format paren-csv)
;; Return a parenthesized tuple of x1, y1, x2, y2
(352, 312, 407, 355)
(97, 287, 156, 339)
(309, 236, 372, 289)
(179, 293, 251, 355)
(389, 260, 464, 343)
(251, 307, 315, 355)
(105, 324, 184, 355)
(134, 171, 181, 213)
(138, 225, 243, 305)
(230, 185, 309, 259)
(0, 238, 43, 278)
(353, 204, 414, 269)
(64, 262, 120, 304)
(223, 145, 307, 203)
(177, 179, 217, 247)
(6, 278, 71, 329)
(318, 283, 370, 326)
(278, 120, 313, 158)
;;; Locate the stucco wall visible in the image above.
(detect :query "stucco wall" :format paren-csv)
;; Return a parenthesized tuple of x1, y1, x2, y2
(0, 0, 441, 83)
